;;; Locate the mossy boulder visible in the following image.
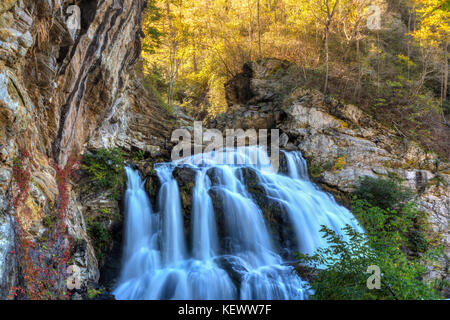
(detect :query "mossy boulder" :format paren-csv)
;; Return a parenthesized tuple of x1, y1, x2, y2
(139, 163, 161, 206)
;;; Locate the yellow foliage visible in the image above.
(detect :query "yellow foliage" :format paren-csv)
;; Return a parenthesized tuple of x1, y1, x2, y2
(333, 156, 347, 172)
(339, 120, 350, 129)
(140, 0, 449, 118)
(411, 0, 450, 47)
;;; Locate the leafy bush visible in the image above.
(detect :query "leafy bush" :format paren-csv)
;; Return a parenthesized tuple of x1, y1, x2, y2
(42, 214, 57, 228)
(355, 176, 414, 210)
(297, 193, 442, 300)
(309, 160, 333, 179)
(352, 199, 430, 254)
(132, 149, 146, 161)
(298, 225, 442, 300)
(81, 148, 125, 199)
(87, 286, 103, 300)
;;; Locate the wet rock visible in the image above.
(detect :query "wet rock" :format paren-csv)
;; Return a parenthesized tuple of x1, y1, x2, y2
(257, 197, 297, 258)
(208, 187, 227, 243)
(206, 167, 222, 186)
(214, 255, 248, 291)
(237, 166, 297, 257)
(144, 170, 162, 207)
(173, 165, 198, 215)
(280, 133, 289, 148)
(237, 167, 260, 188)
(279, 152, 289, 176)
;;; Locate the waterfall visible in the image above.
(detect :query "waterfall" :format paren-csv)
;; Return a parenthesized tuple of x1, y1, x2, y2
(157, 165, 187, 265)
(114, 147, 362, 300)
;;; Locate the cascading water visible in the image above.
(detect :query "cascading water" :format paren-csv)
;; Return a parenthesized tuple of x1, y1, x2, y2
(114, 146, 362, 300)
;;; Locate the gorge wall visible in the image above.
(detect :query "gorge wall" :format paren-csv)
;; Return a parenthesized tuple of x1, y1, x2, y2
(0, 0, 174, 299)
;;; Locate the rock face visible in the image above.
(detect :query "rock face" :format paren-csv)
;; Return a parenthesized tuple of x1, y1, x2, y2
(0, 0, 173, 299)
(211, 59, 450, 287)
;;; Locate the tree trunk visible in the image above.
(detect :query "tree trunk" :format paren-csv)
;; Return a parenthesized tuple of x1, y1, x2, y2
(166, 0, 175, 106)
(257, 0, 262, 60)
(323, 0, 339, 94)
(354, 37, 361, 99)
(442, 41, 449, 124)
(248, 0, 253, 61)
(324, 25, 329, 94)
(444, 41, 448, 103)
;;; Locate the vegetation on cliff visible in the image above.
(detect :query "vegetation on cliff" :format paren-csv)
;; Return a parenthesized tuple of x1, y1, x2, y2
(81, 148, 126, 200)
(10, 150, 78, 300)
(80, 149, 126, 266)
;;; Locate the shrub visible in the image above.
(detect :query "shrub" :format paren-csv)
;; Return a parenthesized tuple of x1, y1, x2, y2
(298, 225, 442, 300)
(10, 155, 78, 300)
(81, 148, 125, 199)
(308, 160, 333, 179)
(332, 156, 347, 172)
(132, 150, 146, 161)
(352, 200, 430, 254)
(87, 286, 103, 300)
(297, 188, 442, 300)
(42, 215, 57, 228)
(355, 176, 414, 210)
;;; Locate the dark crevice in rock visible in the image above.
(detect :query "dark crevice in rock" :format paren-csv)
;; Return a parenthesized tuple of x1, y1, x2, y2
(78, 0, 99, 36)
(225, 62, 254, 107)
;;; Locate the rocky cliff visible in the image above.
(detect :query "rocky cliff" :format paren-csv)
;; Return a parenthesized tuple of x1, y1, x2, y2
(210, 59, 450, 286)
(0, 0, 173, 299)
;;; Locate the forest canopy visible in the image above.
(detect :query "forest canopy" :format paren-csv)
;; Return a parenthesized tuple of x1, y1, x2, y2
(141, 0, 449, 158)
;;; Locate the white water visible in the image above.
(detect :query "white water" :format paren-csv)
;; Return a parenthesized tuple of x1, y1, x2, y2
(114, 146, 362, 300)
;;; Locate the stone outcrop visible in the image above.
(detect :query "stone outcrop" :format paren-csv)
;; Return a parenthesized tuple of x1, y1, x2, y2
(0, 0, 173, 299)
(211, 59, 450, 287)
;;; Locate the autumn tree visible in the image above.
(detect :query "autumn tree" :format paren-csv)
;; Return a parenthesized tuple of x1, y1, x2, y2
(412, 0, 450, 124)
